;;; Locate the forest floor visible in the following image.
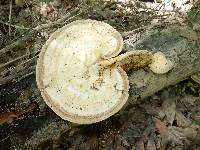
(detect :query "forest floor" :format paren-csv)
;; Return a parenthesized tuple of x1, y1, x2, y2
(0, 0, 200, 150)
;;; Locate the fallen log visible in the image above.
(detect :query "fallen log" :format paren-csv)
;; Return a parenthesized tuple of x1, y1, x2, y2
(125, 24, 200, 104)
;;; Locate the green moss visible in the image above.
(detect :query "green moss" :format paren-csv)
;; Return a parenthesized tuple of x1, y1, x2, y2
(175, 80, 200, 96)
(187, 1, 200, 23)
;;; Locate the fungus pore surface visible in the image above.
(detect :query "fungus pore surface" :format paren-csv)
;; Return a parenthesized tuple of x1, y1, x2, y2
(36, 19, 129, 124)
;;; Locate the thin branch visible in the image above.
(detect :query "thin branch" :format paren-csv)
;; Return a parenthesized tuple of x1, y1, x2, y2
(63, 11, 83, 24)
(8, 0, 12, 36)
(0, 20, 30, 30)
(0, 50, 39, 68)
(0, 7, 80, 32)
(121, 25, 149, 37)
(33, 7, 80, 31)
(0, 34, 33, 55)
(0, 66, 35, 85)
(14, 70, 35, 83)
(0, 135, 10, 143)
(0, 131, 14, 143)
(1, 55, 38, 83)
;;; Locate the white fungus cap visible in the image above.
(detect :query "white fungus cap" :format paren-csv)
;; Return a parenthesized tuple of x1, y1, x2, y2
(36, 19, 129, 124)
(149, 51, 174, 74)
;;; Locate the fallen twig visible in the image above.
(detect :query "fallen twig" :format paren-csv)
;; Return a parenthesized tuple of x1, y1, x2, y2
(0, 20, 30, 30)
(0, 50, 39, 68)
(0, 65, 35, 85)
(0, 34, 33, 55)
(33, 7, 80, 31)
(8, 0, 12, 36)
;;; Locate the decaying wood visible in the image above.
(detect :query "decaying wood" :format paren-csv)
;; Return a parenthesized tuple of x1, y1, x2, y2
(0, 22, 200, 100)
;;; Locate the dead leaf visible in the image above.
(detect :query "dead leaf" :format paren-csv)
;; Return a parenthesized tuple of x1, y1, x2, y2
(135, 139, 145, 150)
(154, 118, 183, 146)
(116, 135, 130, 148)
(168, 126, 198, 139)
(162, 98, 176, 125)
(145, 105, 165, 119)
(175, 111, 192, 127)
(154, 118, 168, 136)
(154, 118, 169, 145)
(146, 138, 156, 150)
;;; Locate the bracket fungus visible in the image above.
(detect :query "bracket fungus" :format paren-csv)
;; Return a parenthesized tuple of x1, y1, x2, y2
(149, 51, 174, 74)
(37, 19, 155, 124)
